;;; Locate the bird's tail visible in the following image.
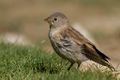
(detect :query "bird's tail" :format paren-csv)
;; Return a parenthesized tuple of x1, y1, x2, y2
(106, 62, 116, 71)
(92, 45, 116, 71)
(99, 59, 116, 71)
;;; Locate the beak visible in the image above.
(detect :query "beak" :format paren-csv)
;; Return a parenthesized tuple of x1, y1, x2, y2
(44, 17, 48, 22)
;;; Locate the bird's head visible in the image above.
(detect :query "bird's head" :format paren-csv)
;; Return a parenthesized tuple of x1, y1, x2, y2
(44, 12, 69, 29)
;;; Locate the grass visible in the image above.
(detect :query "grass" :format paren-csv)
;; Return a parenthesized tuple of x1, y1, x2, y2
(0, 42, 117, 80)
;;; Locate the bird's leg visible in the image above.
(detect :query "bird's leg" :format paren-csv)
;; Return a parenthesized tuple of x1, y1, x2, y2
(77, 62, 81, 69)
(67, 63, 74, 70)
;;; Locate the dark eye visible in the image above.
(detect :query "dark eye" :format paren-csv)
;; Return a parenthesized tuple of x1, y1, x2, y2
(54, 18, 57, 21)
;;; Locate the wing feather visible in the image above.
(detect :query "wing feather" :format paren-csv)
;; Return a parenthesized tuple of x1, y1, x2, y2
(65, 27, 110, 62)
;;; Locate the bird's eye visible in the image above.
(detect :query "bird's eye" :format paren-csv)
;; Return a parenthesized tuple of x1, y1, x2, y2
(54, 18, 57, 21)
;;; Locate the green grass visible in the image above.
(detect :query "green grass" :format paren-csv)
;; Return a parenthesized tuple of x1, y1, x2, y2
(0, 42, 117, 80)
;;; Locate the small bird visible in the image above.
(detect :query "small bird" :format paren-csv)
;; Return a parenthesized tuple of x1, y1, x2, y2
(45, 12, 115, 71)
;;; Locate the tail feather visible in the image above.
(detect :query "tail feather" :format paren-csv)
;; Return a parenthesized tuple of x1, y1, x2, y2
(93, 46, 116, 71)
(97, 59, 115, 71)
(106, 62, 116, 71)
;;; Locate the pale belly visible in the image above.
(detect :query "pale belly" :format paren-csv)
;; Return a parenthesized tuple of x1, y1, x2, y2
(59, 47, 88, 63)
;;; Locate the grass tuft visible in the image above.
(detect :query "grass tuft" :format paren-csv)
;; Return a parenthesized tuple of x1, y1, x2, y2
(0, 42, 117, 80)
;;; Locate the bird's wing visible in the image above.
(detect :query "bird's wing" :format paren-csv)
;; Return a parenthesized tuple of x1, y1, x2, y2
(80, 43, 115, 71)
(65, 27, 110, 62)
(80, 43, 110, 62)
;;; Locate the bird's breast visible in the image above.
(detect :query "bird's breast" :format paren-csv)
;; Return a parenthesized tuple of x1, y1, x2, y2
(49, 28, 63, 40)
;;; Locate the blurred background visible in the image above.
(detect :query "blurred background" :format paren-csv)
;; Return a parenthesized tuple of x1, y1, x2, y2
(0, 0, 120, 65)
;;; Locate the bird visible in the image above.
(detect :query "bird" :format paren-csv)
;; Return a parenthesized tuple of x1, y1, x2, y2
(44, 12, 115, 71)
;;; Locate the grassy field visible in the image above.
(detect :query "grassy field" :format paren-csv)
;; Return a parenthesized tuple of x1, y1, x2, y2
(0, 42, 117, 80)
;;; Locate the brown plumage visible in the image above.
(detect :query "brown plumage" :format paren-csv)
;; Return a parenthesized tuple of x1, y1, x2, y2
(45, 12, 115, 71)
